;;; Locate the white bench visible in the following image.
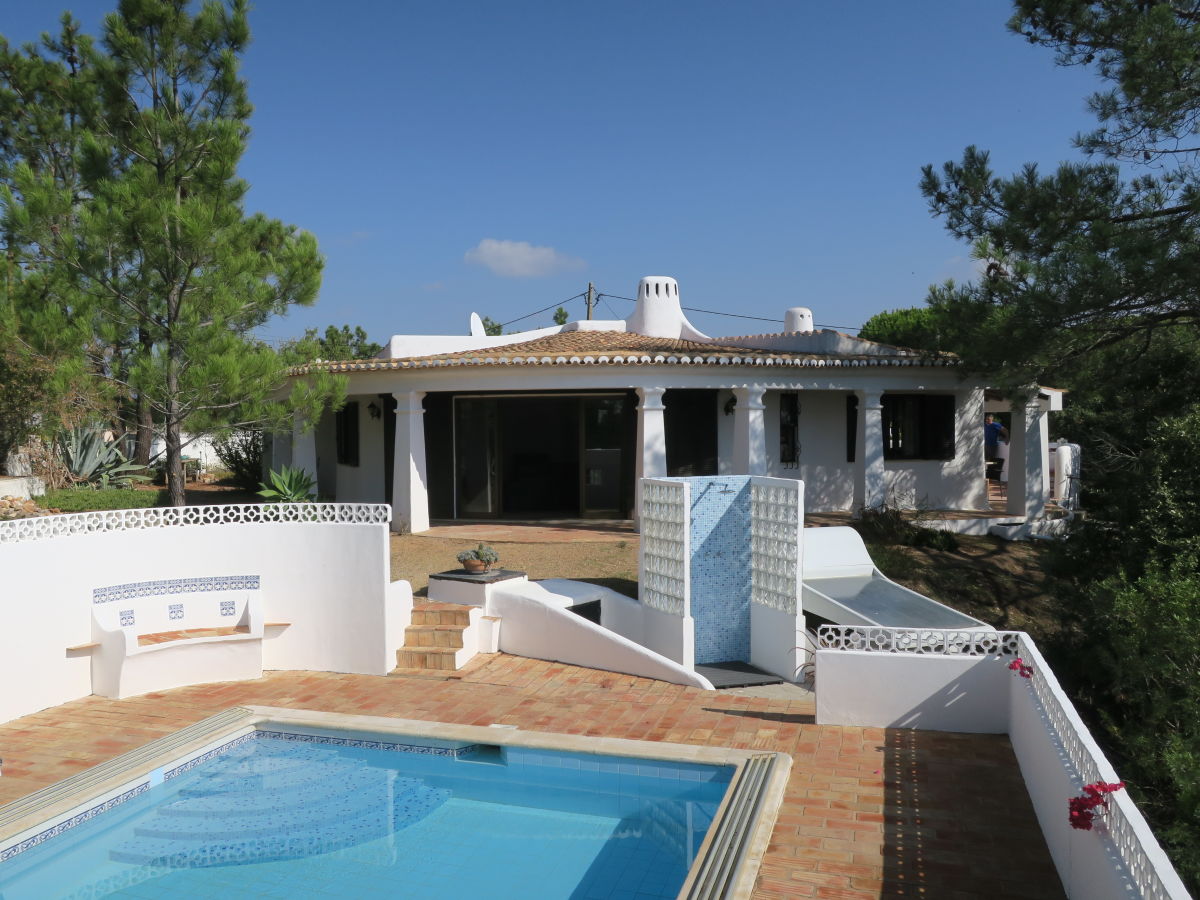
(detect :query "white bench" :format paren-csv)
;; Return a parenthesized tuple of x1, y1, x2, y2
(77, 576, 278, 699)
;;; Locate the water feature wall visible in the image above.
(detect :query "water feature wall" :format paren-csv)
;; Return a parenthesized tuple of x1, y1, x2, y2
(639, 476, 804, 676)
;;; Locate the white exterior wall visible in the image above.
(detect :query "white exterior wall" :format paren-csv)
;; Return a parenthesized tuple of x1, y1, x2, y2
(815, 650, 1010, 733)
(0, 516, 406, 723)
(334, 395, 387, 502)
(749, 604, 805, 682)
(305, 368, 992, 521)
(882, 387, 987, 511)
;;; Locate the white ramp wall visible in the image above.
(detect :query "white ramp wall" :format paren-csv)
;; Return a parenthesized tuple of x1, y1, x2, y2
(0, 505, 407, 724)
(489, 582, 711, 689)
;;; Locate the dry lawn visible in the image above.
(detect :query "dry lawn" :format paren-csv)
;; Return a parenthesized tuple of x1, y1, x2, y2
(390, 533, 640, 598)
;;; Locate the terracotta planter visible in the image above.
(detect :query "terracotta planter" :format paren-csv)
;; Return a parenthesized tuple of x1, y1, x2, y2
(462, 559, 489, 574)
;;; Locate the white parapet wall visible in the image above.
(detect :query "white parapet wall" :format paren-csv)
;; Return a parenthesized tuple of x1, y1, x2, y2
(0, 504, 411, 723)
(816, 626, 1190, 900)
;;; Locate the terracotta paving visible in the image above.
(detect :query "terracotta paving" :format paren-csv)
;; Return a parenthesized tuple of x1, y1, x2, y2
(0, 655, 1064, 899)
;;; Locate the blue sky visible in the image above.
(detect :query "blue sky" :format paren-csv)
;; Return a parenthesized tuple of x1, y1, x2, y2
(5, 1, 1104, 345)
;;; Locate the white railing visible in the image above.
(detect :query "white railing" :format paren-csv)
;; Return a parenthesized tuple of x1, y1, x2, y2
(0, 503, 392, 545)
(639, 479, 689, 617)
(749, 480, 801, 614)
(1016, 635, 1186, 900)
(818, 624, 1021, 656)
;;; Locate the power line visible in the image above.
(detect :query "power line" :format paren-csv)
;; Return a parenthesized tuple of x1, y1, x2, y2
(499, 292, 586, 328)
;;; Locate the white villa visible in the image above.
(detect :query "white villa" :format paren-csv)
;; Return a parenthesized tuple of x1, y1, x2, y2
(276, 276, 1066, 533)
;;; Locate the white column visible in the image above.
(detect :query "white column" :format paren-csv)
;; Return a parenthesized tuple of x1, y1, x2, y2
(291, 414, 317, 481)
(1007, 397, 1047, 519)
(392, 390, 430, 534)
(635, 386, 667, 521)
(732, 386, 767, 475)
(860, 390, 885, 509)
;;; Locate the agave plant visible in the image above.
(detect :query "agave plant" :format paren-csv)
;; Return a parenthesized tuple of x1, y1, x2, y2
(56, 426, 150, 489)
(257, 466, 316, 502)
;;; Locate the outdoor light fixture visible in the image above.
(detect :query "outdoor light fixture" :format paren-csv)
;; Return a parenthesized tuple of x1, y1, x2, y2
(367, 401, 381, 420)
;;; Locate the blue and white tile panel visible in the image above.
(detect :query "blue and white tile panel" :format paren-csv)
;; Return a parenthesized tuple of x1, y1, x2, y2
(92, 575, 260, 605)
(255, 730, 478, 759)
(0, 783, 150, 863)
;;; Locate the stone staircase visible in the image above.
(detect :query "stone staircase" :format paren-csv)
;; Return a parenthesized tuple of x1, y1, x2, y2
(396, 602, 499, 672)
(106, 739, 448, 871)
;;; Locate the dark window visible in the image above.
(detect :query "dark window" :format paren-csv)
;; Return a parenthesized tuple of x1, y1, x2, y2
(882, 394, 955, 460)
(779, 392, 799, 468)
(846, 394, 858, 462)
(336, 401, 360, 466)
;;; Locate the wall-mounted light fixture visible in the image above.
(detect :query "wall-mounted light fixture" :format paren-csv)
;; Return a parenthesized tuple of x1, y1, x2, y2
(367, 401, 381, 420)
(723, 395, 737, 416)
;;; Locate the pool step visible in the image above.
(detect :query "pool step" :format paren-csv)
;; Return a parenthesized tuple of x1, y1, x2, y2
(110, 743, 450, 868)
(396, 603, 499, 672)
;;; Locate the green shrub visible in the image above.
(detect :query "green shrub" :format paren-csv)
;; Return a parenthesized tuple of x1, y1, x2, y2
(42, 488, 167, 512)
(212, 429, 264, 491)
(257, 466, 316, 502)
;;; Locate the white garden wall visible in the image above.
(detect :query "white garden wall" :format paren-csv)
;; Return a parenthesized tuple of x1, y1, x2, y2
(0, 505, 409, 724)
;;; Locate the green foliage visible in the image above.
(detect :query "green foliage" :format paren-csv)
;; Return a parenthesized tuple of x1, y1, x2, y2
(282, 325, 382, 363)
(0, 2, 342, 507)
(1048, 567, 1200, 886)
(936, 7, 1200, 885)
(42, 487, 165, 511)
(858, 307, 947, 353)
(211, 428, 264, 492)
(55, 425, 148, 488)
(853, 505, 958, 551)
(480, 316, 503, 336)
(0, 343, 50, 468)
(553, 306, 569, 326)
(457, 543, 500, 565)
(257, 465, 316, 503)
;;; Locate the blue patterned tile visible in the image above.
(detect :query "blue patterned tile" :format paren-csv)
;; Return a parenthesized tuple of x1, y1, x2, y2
(92, 575, 260, 605)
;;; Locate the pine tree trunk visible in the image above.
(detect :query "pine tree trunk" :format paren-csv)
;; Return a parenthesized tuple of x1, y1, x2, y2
(165, 338, 186, 508)
(133, 329, 154, 465)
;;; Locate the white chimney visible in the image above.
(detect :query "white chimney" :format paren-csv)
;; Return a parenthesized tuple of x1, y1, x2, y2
(784, 307, 815, 333)
(625, 276, 709, 341)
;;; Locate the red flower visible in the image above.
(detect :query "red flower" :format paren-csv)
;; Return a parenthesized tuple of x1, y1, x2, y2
(1008, 657, 1034, 678)
(1068, 781, 1125, 830)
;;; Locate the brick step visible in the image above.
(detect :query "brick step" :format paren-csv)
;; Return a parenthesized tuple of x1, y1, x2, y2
(403, 624, 465, 649)
(397, 647, 460, 671)
(410, 603, 473, 627)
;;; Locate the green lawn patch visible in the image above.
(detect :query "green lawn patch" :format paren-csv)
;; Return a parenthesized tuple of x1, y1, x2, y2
(42, 488, 168, 512)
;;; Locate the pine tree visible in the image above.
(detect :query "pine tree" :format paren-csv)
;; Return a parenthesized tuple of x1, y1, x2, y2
(1, 1, 341, 506)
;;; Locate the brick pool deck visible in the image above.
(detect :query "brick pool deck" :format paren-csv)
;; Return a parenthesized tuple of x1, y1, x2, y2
(0, 654, 1064, 898)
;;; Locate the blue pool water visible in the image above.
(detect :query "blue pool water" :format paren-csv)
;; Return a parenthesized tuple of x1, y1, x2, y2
(0, 732, 732, 899)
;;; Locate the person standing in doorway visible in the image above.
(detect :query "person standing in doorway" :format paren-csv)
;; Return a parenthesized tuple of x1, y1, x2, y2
(984, 414, 1009, 479)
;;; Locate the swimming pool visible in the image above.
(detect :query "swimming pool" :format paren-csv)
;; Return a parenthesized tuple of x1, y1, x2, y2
(0, 708, 788, 899)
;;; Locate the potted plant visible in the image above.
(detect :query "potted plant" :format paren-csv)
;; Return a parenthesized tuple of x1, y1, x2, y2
(457, 543, 499, 574)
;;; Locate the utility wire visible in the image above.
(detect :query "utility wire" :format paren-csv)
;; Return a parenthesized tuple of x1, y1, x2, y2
(595, 291, 860, 331)
(499, 292, 586, 328)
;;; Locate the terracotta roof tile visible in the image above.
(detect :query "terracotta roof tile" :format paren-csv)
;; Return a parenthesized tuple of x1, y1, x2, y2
(287, 330, 957, 375)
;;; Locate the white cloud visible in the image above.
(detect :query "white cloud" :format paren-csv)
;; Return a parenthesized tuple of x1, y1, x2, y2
(464, 238, 586, 278)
